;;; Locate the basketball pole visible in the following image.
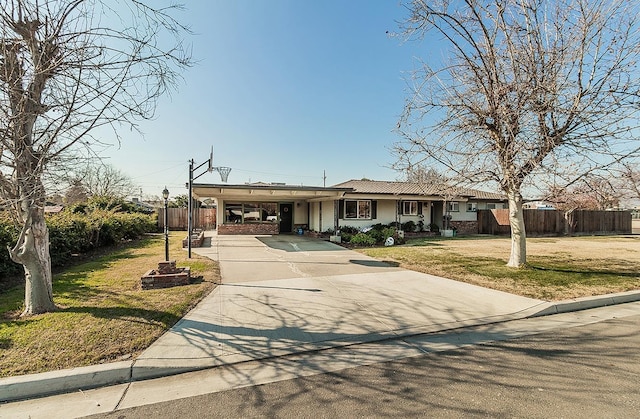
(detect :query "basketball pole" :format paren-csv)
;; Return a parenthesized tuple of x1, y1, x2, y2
(187, 150, 231, 258)
(188, 153, 214, 258)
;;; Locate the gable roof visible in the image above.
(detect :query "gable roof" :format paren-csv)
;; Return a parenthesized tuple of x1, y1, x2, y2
(332, 179, 505, 201)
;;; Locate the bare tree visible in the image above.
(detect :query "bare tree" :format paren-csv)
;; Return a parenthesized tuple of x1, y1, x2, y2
(543, 174, 625, 235)
(405, 165, 459, 230)
(545, 175, 623, 212)
(0, 1, 191, 315)
(394, 0, 640, 267)
(65, 163, 137, 200)
(621, 163, 640, 206)
(63, 179, 88, 206)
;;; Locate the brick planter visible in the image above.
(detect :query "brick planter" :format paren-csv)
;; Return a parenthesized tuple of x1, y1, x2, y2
(218, 223, 279, 235)
(141, 260, 190, 290)
(449, 221, 478, 235)
(182, 229, 205, 248)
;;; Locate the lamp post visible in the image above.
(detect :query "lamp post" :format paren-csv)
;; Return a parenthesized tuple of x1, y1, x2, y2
(162, 186, 169, 261)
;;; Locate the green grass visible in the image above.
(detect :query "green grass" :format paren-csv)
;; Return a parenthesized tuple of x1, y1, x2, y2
(0, 233, 218, 377)
(360, 236, 640, 301)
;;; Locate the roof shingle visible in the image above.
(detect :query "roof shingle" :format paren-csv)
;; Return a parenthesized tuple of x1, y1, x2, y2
(331, 179, 505, 200)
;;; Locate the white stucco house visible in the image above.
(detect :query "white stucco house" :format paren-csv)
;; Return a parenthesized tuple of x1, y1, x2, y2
(191, 179, 506, 235)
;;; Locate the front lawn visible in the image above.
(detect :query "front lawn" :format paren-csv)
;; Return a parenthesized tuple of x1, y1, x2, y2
(359, 235, 640, 301)
(0, 232, 218, 377)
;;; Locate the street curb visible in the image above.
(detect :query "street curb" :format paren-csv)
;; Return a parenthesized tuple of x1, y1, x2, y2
(2, 291, 640, 403)
(529, 290, 640, 317)
(0, 361, 132, 403)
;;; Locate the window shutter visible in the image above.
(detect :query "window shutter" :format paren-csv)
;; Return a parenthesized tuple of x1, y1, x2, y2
(371, 201, 377, 219)
(418, 202, 423, 215)
(338, 200, 344, 219)
(397, 201, 402, 215)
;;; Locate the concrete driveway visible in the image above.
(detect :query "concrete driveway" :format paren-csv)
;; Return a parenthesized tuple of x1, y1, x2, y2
(131, 232, 548, 380)
(207, 234, 404, 282)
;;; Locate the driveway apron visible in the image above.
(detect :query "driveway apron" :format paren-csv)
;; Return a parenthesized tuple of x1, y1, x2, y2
(132, 232, 546, 379)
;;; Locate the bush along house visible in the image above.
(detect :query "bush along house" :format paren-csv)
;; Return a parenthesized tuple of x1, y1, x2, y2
(192, 179, 507, 236)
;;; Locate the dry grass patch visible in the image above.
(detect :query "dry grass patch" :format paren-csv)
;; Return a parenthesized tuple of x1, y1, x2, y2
(0, 233, 218, 377)
(360, 235, 640, 301)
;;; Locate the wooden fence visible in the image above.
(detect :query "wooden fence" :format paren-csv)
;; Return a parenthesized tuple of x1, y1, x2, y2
(478, 209, 632, 236)
(158, 208, 216, 231)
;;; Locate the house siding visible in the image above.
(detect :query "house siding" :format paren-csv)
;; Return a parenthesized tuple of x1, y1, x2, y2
(293, 200, 309, 226)
(449, 203, 477, 222)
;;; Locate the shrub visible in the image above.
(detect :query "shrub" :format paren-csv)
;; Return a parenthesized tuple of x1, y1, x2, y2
(401, 220, 416, 232)
(0, 206, 156, 278)
(366, 228, 385, 243)
(349, 232, 376, 246)
(428, 223, 440, 233)
(392, 231, 406, 245)
(0, 216, 21, 281)
(47, 213, 93, 265)
(339, 225, 359, 234)
(382, 227, 397, 240)
(341, 232, 354, 243)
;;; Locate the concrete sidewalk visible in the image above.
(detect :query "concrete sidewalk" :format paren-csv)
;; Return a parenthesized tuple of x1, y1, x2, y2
(2, 232, 640, 403)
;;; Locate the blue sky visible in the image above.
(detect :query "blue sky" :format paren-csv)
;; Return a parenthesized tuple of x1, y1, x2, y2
(101, 0, 423, 198)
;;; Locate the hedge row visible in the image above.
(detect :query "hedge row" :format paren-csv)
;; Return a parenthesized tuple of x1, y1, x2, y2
(0, 209, 157, 284)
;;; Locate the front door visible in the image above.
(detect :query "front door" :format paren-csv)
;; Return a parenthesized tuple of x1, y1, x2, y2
(279, 203, 293, 233)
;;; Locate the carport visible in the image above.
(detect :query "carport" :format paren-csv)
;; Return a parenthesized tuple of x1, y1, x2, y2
(191, 182, 352, 235)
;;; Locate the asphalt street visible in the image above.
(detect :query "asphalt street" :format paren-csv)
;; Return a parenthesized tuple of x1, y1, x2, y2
(84, 312, 640, 419)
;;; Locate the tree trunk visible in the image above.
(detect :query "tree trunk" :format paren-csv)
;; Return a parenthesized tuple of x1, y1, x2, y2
(564, 209, 576, 236)
(507, 190, 527, 267)
(10, 208, 56, 316)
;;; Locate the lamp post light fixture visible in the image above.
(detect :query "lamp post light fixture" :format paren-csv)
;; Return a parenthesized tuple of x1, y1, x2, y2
(162, 186, 169, 261)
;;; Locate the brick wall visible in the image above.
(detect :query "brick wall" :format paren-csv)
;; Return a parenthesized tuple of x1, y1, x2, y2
(450, 220, 478, 235)
(218, 223, 279, 235)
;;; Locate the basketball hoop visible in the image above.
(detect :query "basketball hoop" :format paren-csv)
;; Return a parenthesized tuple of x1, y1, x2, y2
(215, 166, 231, 183)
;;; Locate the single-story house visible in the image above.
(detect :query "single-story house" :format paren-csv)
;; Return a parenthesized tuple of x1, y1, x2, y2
(191, 179, 507, 235)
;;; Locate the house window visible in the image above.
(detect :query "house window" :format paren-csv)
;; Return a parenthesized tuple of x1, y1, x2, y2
(243, 203, 261, 221)
(487, 203, 496, 210)
(448, 201, 459, 212)
(467, 202, 477, 212)
(345, 200, 371, 219)
(225, 203, 243, 223)
(224, 202, 278, 223)
(403, 201, 418, 215)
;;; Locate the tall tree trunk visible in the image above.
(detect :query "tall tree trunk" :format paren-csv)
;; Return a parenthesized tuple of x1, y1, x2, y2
(9, 207, 56, 316)
(564, 209, 576, 236)
(507, 190, 527, 267)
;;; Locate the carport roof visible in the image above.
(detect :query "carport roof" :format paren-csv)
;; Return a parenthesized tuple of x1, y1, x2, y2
(192, 183, 353, 200)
